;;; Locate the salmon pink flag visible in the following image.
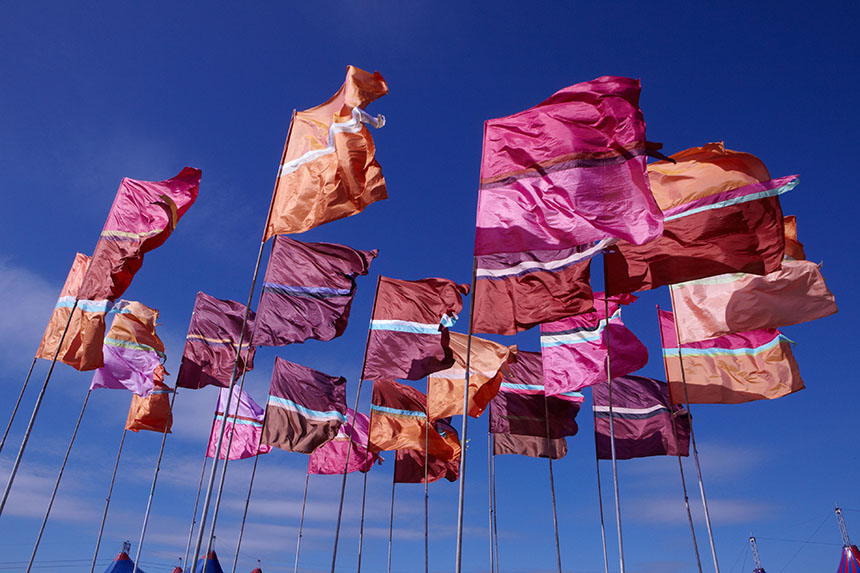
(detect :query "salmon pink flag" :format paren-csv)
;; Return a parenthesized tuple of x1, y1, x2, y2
(308, 409, 381, 475)
(125, 367, 172, 433)
(207, 386, 272, 461)
(264, 65, 388, 239)
(394, 418, 461, 484)
(78, 167, 201, 301)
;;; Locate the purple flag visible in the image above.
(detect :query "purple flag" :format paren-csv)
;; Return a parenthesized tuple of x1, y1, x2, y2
(262, 358, 347, 454)
(308, 409, 381, 474)
(493, 433, 567, 460)
(206, 386, 272, 460)
(176, 292, 255, 390)
(540, 293, 647, 395)
(253, 236, 377, 346)
(593, 375, 690, 460)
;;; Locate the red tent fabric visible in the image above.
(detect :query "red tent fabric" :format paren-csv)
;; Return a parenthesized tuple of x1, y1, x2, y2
(103, 550, 145, 573)
(839, 545, 860, 573)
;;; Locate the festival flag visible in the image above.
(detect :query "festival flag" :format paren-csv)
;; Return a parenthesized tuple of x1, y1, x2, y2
(175, 292, 255, 390)
(472, 245, 596, 335)
(264, 65, 388, 239)
(125, 367, 173, 433)
(670, 216, 837, 343)
(474, 75, 663, 257)
(368, 379, 455, 460)
(394, 418, 461, 484)
(253, 236, 377, 346)
(78, 167, 201, 301)
(593, 375, 690, 460)
(261, 358, 347, 454)
(604, 143, 794, 295)
(206, 386, 272, 460)
(540, 293, 648, 395)
(36, 252, 111, 371)
(364, 276, 469, 381)
(493, 433, 567, 460)
(308, 409, 381, 475)
(90, 301, 166, 396)
(426, 332, 515, 420)
(659, 310, 804, 404)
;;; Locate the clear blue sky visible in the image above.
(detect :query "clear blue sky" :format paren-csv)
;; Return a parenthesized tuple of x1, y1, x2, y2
(1, 2, 858, 571)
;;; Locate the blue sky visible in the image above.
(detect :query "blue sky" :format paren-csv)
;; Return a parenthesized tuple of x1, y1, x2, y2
(1, 1, 859, 571)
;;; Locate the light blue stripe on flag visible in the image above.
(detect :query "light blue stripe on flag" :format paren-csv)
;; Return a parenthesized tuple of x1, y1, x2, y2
(215, 414, 263, 427)
(664, 178, 797, 222)
(370, 404, 426, 419)
(370, 319, 441, 334)
(540, 310, 620, 348)
(264, 283, 351, 296)
(267, 395, 347, 423)
(662, 335, 785, 358)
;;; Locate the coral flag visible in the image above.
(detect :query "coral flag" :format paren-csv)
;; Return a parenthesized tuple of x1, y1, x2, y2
(364, 276, 469, 381)
(426, 332, 515, 420)
(175, 292, 255, 390)
(78, 167, 201, 301)
(593, 375, 690, 460)
(659, 310, 804, 404)
(207, 386, 272, 461)
(368, 380, 455, 460)
(540, 293, 648, 395)
(91, 301, 166, 396)
(493, 433, 567, 460)
(125, 366, 172, 433)
(36, 252, 110, 370)
(308, 409, 381, 475)
(264, 65, 388, 239)
(394, 418, 461, 484)
(253, 236, 377, 346)
(604, 143, 794, 295)
(474, 76, 663, 256)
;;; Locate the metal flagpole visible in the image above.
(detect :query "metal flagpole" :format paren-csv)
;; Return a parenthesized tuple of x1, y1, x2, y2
(386, 471, 395, 573)
(490, 434, 499, 573)
(424, 421, 429, 573)
(183, 455, 209, 570)
(0, 299, 78, 516)
(194, 110, 296, 571)
(232, 406, 269, 573)
(134, 387, 179, 567)
(91, 428, 128, 573)
(293, 473, 310, 573)
(455, 257, 478, 573)
(543, 394, 562, 573)
(356, 467, 370, 572)
(668, 289, 720, 573)
(593, 433, 610, 573)
(656, 304, 702, 572)
(27, 388, 91, 571)
(0, 356, 37, 457)
(487, 430, 495, 573)
(331, 276, 382, 573)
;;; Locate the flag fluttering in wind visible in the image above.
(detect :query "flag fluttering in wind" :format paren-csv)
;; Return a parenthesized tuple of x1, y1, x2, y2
(670, 216, 837, 343)
(659, 310, 804, 404)
(206, 386, 272, 460)
(426, 332, 515, 420)
(36, 253, 111, 371)
(262, 358, 347, 454)
(493, 432, 567, 459)
(368, 379, 455, 460)
(125, 367, 172, 433)
(91, 301, 166, 396)
(394, 418, 461, 484)
(253, 236, 377, 346)
(78, 167, 201, 301)
(593, 375, 690, 460)
(308, 408, 381, 475)
(264, 65, 388, 239)
(540, 293, 648, 395)
(605, 143, 794, 295)
(364, 276, 469, 381)
(176, 292, 255, 390)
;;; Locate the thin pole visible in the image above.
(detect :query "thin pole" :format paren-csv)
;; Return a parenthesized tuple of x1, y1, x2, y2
(668, 289, 721, 573)
(386, 472, 396, 573)
(183, 455, 209, 570)
(91, 428, 128, 573)
(455, 257, 478, 573)
(232, 406, 269, 573)
(293, 473, 310, 573)
(26, 388, 91, 571)
(195, 109, 296, 571)
(331, 276, 383, 573)
(134, 387, 179, 567)
(487, 431, 495, 573)
(424, 421, 429, 573)
(593, 435, 610, 573)
(490, 434, 499, 573)
(543, 394, 562, 573)
(0, 299, 78, 516)
(0, 356, 38, 458)
(356, 468, 369, 572)
(656, 304, 702, 572)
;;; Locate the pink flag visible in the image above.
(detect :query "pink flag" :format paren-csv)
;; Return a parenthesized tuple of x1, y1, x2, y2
(206, 386, 272, 461)
(308, 409, 380, 474)
(540, 293, 648, 395)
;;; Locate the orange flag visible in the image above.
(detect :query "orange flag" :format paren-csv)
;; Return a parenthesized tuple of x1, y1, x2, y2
(125, 366, 173, 433)
(427, 332, 515, 420)
(264, 65, 388, 239)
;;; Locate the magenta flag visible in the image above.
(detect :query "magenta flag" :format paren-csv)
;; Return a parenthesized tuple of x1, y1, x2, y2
(308, 409, 381, 474)
(206, 386, 272, 461)
(253, 236, 377, 346)
(474, 76, 662, 256)
(540, 293, 648, 395)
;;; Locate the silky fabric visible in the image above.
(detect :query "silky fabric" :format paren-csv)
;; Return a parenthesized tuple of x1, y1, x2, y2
(394, 418, 461, 484)
(125, 368, 172, 433)
(308, 409, 381, 474)
(492, 433, 567, 459)
(206, 385, 271, 460)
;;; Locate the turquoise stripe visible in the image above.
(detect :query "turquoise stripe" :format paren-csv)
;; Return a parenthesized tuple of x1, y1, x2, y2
(370, 404, 426, 419)
(501, 382, 543, 391)
(103, 337, 167, 361)
(215, 414, 263, 427)
(55, 296, 113, 313)
(663, 335, 786, 358)
(664, 179, 797, 222)
(370, 320, 440, 334)
(267, 395, 347, 423)
(540, 310, 620, 348)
